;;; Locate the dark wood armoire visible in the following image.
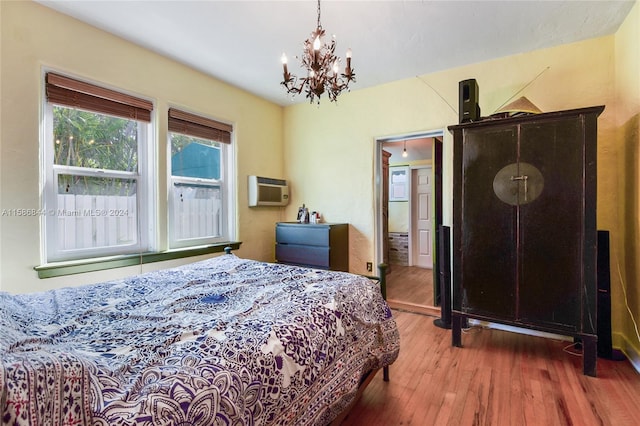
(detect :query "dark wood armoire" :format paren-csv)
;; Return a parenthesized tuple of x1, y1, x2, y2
(448, 105, 604, 376)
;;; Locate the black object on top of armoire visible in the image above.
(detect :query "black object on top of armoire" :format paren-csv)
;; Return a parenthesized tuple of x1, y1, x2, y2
(448, 105, 605, 377)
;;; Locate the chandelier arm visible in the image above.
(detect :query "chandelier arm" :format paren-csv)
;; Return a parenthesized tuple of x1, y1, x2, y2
(280, 0, 354, 104)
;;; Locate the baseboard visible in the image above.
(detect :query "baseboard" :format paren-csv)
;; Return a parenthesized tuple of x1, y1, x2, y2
(467, 319, 574, 342)
(614, 331, 640, 373)
(386, 299, 440, 318)
(469, 322, 640, 374)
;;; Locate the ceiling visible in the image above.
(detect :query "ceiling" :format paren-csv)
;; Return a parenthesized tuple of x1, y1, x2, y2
(36, 1, 635, 106)
(383, 138, 434, 163)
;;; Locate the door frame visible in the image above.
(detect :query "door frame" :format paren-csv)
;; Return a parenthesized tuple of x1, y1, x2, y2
(374, 129, 444, 306)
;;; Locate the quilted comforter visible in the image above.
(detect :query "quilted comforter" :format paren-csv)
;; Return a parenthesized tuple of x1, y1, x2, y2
(0, 254, 399, 425)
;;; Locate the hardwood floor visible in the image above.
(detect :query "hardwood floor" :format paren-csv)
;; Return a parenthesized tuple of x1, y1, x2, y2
(342, 310, 640, 426)
(386, 265, 434, 307)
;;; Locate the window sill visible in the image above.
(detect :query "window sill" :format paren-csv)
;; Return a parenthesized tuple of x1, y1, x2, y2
(34, 242, 242, 279)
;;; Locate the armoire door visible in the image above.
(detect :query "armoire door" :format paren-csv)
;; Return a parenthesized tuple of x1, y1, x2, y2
(518, 117, 587, 330)
(460, 125, 518, 320)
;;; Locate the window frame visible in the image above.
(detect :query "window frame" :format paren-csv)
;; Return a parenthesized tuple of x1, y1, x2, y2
(38, 72, 239, 272)
(41, 72, 156, 263)
(167, 111, 235, 249)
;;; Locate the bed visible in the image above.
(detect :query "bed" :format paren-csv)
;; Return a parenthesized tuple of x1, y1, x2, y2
(1, 252, 399, 425)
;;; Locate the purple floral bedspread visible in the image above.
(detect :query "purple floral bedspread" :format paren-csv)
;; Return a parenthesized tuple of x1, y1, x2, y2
(1, 254, 399, 425)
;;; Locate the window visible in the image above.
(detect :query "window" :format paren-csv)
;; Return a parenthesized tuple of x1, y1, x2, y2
(42, 73, 154, 262)
(168, 108, 234, 248)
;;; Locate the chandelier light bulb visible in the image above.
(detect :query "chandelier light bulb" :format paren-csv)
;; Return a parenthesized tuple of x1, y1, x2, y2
(281, 52, 289, 78)
(346, 48, 352, 58)
(313, 35, 321, 51)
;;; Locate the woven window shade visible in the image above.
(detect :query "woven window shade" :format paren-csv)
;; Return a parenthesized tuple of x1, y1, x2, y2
(46, 72, 153, 122)
(168, 108, 232, 144)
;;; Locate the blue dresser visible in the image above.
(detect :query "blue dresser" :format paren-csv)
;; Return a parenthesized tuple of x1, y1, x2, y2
(275, 222, 349, 271)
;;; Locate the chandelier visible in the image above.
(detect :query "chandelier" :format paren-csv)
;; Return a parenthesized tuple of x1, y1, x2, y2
(280, 0, 355, 104)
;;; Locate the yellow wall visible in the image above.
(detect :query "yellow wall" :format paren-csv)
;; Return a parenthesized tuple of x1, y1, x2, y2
(283, 25, 638, 355)
(0, 1, 285, 293)
(388, 202, 409, 233)
(614, 0, 640, 362)
(284, 34, 617, 267)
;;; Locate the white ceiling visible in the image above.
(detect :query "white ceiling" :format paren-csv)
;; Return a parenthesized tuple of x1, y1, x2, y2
(383, 137, 434, 163)
(36, 0, 635, 106)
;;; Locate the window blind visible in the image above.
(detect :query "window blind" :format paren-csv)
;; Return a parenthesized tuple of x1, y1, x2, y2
(46, 72, 153, 122)
(168, 108, 232, 144)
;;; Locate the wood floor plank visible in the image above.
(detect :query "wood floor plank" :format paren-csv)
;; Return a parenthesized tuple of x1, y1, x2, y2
(386, 265, 434, 307)
(342, 310, 640, 426)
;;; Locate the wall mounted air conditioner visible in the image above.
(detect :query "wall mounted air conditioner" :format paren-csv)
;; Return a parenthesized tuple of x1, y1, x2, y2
(248, 175, 290, 207)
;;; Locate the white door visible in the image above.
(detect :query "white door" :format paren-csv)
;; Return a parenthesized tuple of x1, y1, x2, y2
(412, 167, 432, 268)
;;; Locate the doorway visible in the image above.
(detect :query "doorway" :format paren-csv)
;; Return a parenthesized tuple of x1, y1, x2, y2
(376, 130, 444, 315)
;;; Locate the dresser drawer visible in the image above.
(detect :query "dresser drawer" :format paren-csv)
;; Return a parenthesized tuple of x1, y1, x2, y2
(275, 222, 349, 271)
(276, 224, 330, 246)
(275, 244, 330, 268)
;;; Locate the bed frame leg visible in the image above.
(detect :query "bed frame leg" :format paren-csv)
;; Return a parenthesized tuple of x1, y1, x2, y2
(377, 263, 391, 382)
(377, 263, 388, 300)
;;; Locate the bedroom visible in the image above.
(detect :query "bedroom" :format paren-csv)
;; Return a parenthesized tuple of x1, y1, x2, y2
(1, 0, 639, 424)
